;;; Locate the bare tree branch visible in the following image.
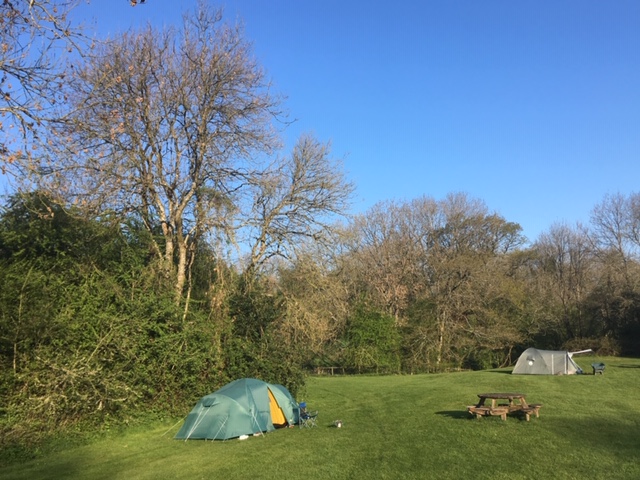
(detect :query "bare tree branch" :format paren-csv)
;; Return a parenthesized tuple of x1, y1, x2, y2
(1, 0, 85, 166)
(244, 134, 354, 274)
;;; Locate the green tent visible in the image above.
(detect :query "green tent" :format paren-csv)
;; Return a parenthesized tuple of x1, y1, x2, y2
(174, 378, 299, 440)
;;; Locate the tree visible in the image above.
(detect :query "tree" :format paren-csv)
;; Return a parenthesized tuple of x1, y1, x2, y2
(587, 192, 640, 353)
(590, 192, 640, 288)
(277, 248, 351, 367)
(414, 194, 525, 368)
(26, 4, 282, 309)
(340, 200, 424, 323)
(0, 191, 240, 447)
(338, 193, 525, 371)
(1, 0, 85, 166)
(244, 134, 354, 275)
(532, 222, 594, 341)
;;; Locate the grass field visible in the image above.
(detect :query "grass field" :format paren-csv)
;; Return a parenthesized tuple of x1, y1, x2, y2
(2, 356, 640, 479)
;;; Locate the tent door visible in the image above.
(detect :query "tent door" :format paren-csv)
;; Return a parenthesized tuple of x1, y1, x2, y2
(267, 388, 287, 427)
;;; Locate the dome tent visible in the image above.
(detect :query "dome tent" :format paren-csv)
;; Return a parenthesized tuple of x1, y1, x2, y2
(175, 378, 299, 440)
(512, 348, 584, 375)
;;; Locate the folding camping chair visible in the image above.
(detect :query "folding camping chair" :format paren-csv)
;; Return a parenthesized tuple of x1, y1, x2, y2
(298, 402, 318, 428)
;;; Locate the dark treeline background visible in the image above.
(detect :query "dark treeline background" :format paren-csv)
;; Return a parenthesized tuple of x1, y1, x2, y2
(1, 1, 639, 456)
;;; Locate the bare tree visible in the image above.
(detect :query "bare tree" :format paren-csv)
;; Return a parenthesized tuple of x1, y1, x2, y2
(629, 192, 640, 248)
(244, 134, 354, 275)
(590, 192, 640, 289)
(587, 192, 640, 341)
(591, 193, 630, 257)
(533, 222, 594, 338)
(277, 249, 351, 359)
(1, 0, 84, 166)
(340, 200, 424, 323)
(24, 4, 282, 308)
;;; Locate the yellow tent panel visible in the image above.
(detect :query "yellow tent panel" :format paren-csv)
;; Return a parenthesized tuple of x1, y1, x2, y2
(268, 388, 287, 426)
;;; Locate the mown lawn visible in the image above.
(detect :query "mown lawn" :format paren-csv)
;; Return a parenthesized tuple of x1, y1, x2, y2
(3, 356, 640, 479)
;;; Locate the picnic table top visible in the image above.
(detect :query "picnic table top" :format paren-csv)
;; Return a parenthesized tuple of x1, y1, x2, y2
(477, 392, 526, 399)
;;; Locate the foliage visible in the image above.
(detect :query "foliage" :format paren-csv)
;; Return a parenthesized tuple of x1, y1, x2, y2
(276, 249, 351, 369)
(0, 193, 238, 452)
(3, 187, 640, 462)
(225, 276, 306, 396)
(343, 303, 401, 374)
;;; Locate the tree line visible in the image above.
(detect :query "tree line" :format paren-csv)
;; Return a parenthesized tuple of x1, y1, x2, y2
(1, 0, 639, 455)
(2, 188, 639, 443)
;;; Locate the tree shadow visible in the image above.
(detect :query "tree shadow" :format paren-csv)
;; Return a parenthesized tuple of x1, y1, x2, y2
(435, 410, 473, 420)
(436, 409, 536, 422)
(615, 364, 640, 369)
(554, 416, 640, 459)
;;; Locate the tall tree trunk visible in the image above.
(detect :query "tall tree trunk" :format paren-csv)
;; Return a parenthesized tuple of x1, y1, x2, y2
(176, 240, 188, 303)
(437, 310, 447, 367)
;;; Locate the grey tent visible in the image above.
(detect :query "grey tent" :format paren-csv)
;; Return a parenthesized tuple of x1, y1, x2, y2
(512, 348, 584, 375)
(174, 378, 299, 440)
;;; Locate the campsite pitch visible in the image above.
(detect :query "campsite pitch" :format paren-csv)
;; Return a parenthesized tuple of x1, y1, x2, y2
(2, 356, 639, 480)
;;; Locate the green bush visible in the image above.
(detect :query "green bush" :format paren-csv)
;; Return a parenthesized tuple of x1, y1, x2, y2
(343, 304, 401, 374)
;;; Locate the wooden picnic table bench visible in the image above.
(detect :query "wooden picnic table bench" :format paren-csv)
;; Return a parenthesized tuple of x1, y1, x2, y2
(520, 403, 542, 421)
(467, 405, 510, 420)
(467, 393, 542, 421)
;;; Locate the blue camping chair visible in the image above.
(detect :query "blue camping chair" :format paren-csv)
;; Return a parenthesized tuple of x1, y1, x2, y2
(298, 402, 318, 428)
(592, 362, 605, 375)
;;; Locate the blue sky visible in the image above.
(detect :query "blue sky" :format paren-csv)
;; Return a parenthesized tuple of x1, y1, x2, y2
(66, 1, 640, 241)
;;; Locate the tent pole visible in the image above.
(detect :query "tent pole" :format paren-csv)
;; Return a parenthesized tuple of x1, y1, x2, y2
(185, 407, 207, 441)
(213, 415, 228, 441)
(161, 418, 185, 437)
(249, 409, 266, 439)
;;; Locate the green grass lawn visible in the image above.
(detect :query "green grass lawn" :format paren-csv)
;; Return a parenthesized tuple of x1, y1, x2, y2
(3, 356, 640, 479)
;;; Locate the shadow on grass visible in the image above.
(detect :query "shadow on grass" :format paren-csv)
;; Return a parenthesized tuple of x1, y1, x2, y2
(435, 410, 473, 420)
(436, 410, 536, 422)
(615, 364, 640, 369)
(555, 416, 640, 458)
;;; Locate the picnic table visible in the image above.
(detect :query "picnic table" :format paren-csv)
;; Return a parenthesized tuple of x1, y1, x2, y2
(467, 392, 542, 421)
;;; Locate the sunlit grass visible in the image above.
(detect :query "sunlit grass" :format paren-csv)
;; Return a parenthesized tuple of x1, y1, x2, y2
(2, 356, 639, 479)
